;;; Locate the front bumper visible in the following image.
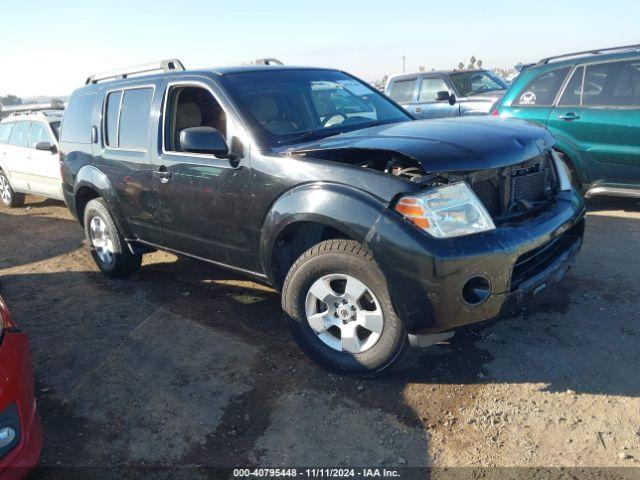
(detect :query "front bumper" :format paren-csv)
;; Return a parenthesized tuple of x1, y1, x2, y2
(0, 331, 43, 480)
(368, 190, 585, 333)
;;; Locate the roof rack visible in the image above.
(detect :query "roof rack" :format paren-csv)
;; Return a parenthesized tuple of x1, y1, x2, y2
(86, 58, 185, 85)
(537, 44, 640, 65)
(252, 58, 284, 66)
(1, 102, 65, 115)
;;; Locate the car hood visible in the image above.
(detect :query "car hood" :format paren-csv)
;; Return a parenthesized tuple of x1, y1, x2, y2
(290, 117, 554, 173)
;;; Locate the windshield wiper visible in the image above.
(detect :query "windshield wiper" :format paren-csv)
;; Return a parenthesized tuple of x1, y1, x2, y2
(277, 130, 335, 146)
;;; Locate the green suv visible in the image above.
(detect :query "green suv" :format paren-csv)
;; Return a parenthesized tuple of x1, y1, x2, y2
(495, 45, 640, 198)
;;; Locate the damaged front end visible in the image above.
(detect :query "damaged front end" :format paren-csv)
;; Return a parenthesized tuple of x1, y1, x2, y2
(292, 145, 564, 227)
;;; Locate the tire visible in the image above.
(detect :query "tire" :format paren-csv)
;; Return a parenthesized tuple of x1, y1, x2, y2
(282, 239, 408, 375)
(0, 171, 25, 208)
(83, 198, 142, 278)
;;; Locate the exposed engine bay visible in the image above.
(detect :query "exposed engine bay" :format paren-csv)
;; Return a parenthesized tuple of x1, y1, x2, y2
(293, 147, 560, 223)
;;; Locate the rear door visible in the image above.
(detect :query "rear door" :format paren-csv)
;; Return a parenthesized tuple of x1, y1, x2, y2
(97, 85, 161, 242)
(549, 58, 640, 185)
(411, 75, 459, 119)
(5, 121, 32, 191)
(27, 121, 62, 199)
(0, 122, 15, 178)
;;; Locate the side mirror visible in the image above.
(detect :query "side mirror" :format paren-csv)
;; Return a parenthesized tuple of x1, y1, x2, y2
(435, 91, 450, 102)
(179, 127, 229, 156)
(436, 91, 457, 105)
(36, 142, 58, 154)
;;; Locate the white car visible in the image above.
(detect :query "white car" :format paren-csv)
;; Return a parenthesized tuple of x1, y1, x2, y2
(0, 110, 64, 207)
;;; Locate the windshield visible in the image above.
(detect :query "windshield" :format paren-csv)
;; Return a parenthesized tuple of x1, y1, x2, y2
(221, 69, 411, 148)
(449, 70, 508, 97)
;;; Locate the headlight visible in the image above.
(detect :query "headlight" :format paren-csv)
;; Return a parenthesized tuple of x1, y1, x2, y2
(395, 182, 495, 238)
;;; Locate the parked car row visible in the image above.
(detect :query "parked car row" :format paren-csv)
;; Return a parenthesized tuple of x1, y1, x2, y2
(0, 44, 636, 478)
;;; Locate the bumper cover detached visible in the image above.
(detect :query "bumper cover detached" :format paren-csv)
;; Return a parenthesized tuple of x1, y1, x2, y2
(367, 190, 586, 333)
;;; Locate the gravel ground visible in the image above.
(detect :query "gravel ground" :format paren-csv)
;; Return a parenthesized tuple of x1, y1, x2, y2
(0, 195, 639, 478)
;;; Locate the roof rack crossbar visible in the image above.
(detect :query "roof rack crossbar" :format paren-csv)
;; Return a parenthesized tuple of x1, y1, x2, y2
(86, 58, 185, 85)
(537, 44, 640, 65)
(253, 58, 284, 66)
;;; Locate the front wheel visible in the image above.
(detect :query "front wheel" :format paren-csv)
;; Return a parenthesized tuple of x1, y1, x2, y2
(282, 240, 408, 375)
(0, 171, 25, 208)
(83, 198, 142, 278)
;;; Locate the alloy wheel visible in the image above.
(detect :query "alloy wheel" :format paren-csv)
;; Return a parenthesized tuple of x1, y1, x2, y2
(304, 273, 384, 354)
(0, 175, 11, 205)
(89, 216, 115, 265)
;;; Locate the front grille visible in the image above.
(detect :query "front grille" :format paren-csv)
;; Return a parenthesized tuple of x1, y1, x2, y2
(469, 152, 557, 222)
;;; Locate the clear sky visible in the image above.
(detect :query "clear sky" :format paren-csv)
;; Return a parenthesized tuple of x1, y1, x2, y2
(1, 0, 639, 98)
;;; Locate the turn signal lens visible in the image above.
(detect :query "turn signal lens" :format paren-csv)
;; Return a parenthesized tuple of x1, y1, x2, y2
(395, 183, 495, 238)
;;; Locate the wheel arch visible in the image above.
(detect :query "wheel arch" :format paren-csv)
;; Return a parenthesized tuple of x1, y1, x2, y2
(260, 183, 387, 289)
(549, 134, 590, 188)
(73, 165, 132, 237)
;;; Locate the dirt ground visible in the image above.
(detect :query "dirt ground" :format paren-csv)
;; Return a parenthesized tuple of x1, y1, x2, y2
(0, 195, 639, 478)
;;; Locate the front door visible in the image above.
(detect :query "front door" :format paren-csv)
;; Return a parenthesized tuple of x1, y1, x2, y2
(549, 59, 640, 186)
(501, 66, 573, 129)
(410, 75, 459, 119)
(152, 81, 254, 270)
(27, 121, 62, 199)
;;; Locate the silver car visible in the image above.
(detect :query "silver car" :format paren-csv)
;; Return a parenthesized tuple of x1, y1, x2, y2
(385, 69, 508, 119)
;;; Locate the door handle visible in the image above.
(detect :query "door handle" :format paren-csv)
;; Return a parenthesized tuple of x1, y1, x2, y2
(558, 112, 581, 121)
(414, 107, 423, 113)
(153, 166, 172, 184)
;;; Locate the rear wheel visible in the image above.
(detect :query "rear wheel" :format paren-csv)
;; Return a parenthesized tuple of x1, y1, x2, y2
(0, 171, 25, 208)
(282, 239, 408, 375)
(83, 198, 142, 278)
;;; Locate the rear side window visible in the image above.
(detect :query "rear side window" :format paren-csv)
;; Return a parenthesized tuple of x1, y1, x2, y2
(0, 123, 13, 144)
(515, 67, 571, 106)
(388, 79, 416, 103)
(9, 122, 31, 147)
(60, 92, 95, 143)
(29, 123, 52, 148)
(104, 91, 122, 147)
(418, 77, 449, 102)
(104, 88, 153, 150)
(558, 67, 584, 106)
(583, 59, 640, 107)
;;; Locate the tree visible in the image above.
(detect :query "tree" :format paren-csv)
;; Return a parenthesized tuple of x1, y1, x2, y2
(51, 98, 65, 109)
(0, 94, 22, 107)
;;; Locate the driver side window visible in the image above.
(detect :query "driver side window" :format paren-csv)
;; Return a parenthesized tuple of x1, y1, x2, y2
(164, 85, 227, 152)
(418, 77, 448, 102)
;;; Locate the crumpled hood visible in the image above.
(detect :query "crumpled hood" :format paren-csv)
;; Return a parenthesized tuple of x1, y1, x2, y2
(291, 117, 554, 173)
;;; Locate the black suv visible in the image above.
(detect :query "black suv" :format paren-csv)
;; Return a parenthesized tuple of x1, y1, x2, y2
(60, 59, 585, 374)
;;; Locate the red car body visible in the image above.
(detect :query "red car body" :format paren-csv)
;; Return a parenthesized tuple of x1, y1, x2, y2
(0, 296, 42, 480)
